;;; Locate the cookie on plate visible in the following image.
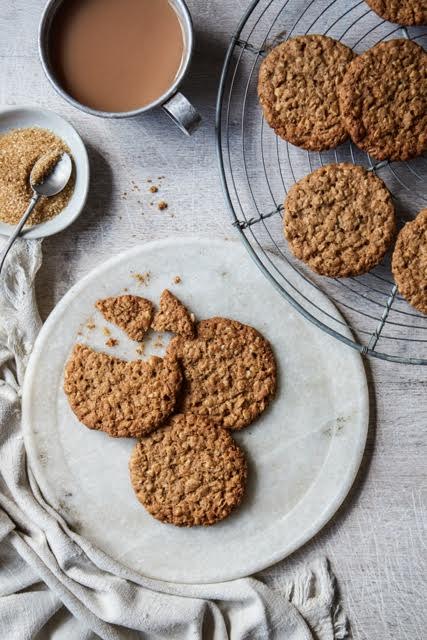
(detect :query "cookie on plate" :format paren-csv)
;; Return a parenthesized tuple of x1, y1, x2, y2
(167, 317, 276, 430)
(64, 344, 182, 437)
(96, 295, 154, 341)
(129, 413, 247, 526)
(258, 35, 354, 150)
(392, 209, 427, 314)
(151, 289, 195, 338)
(338, 39, 427, 161)
(284, 163, 396, 277)
(365, 0, 427, 25)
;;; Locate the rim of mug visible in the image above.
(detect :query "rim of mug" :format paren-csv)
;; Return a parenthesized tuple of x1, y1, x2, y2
(38, 0, 194, 119)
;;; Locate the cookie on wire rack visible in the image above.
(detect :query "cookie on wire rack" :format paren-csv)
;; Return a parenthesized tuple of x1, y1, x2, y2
(392, 209, 427, 314)
(258, 35, 355, 151)
(284, 163, 396, 278)
(129, 413, 247, 527)
(365, 0, 427, 25)
(338, 39, 427, 161)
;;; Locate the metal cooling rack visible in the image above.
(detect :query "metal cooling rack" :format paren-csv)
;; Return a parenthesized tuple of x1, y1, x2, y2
(216, 0, 427, 365)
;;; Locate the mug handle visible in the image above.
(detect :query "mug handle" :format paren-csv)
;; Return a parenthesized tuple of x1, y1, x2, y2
(162, 92, 201, 136)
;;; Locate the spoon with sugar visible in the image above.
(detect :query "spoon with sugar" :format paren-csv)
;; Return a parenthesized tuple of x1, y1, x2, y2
(0, 150, 72, 274)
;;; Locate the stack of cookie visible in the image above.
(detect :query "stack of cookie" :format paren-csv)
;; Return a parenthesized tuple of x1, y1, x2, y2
(257, 14, 427, 313)
(64, 290, 277, 526)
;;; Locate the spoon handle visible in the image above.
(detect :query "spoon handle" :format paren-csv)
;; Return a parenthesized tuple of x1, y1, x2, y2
(0, 193, 40, 274)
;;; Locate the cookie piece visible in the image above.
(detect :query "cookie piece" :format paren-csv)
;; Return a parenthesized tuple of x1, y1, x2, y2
(365, 0, 427, 25)
(129, 414, 247, 526)
(167, 318, 276, 430)
(258, 35, 354, 150)
(95, 295, 154, 342)
(64, 344, 182, 437)
(151, 289, 195, 338)
(284, 163, 396, 277)
(338, 39, 427, 161)
(392, 209, 427, 314)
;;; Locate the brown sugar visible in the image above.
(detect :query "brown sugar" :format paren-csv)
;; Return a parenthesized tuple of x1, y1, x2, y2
(0, 127, 75, 226)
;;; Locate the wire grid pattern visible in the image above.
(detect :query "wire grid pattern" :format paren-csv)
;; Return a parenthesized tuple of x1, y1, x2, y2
(216, 0, 427, 365)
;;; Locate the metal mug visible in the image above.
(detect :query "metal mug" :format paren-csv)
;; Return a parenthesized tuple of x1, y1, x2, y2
(38, 0, 201, 135)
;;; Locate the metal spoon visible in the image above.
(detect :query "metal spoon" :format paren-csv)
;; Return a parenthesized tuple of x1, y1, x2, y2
(0, 151, 72, 274)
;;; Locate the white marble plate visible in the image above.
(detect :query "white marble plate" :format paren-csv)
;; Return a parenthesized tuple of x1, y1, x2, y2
(22, 237, 368, 583)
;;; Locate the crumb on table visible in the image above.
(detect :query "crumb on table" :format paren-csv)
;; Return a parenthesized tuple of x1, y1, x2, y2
(106, 338, 118, 347)
(158, 201, 168, 210)
(86, 320, 96, 330)
(132, 272, 151, 286)
(136, 344, 145, 355)
(102, 327, 111, 337)
(173, 276, 182, 284)
(149, 185, 158, 193)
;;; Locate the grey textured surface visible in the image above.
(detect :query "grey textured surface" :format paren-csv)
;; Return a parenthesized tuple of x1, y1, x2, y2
(0, 1, 426, 638)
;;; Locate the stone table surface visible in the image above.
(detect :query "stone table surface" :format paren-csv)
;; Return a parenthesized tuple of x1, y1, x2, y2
(1, 1, 426, 639)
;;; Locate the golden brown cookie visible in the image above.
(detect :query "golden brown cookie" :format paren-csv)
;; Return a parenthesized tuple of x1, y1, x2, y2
(338, 39, 427, 161)
(64, 344, 182, 437)
(284, 163, 396, 277)
(129, 413, 247, 526)
(258, 35, 354, 150)
(151, 289, 195, 338)
(95, 295, 154, 342)
(392, 209, 427, 314)
(167, 317, 276, 430)
(365, 0, 427, 25)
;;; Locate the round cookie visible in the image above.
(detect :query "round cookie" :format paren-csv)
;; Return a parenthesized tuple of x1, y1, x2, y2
(365, 0, 427, 25)
(392, 209, 427, 314)
(129, 414, 247, 527)
(284, 163, 396, 277)
(167, 318, 277, 430)
(64, 344, 182, 437)
(338, 39, 427, 161)
(258, 35, 354, 150)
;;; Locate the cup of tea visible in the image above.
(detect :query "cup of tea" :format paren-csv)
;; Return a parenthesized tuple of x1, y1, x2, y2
(39, 0, 201, 135)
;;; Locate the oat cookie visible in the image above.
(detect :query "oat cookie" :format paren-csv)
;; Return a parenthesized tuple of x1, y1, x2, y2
(284, 163, 396, 277)
(338, 39, 427, 161)
(167, 317, 276, 430)
(258, 35, 354, 150)
(129, 413, 247, 526)
(392, 209, 427, 314)
(96, 295, 154, 342)
(64, 344, 182, 437)
(365, 0, 427, 25)
(152, 289, 195, 338)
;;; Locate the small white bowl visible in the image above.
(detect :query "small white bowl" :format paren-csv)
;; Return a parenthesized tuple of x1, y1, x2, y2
(0, 106, 89, 239)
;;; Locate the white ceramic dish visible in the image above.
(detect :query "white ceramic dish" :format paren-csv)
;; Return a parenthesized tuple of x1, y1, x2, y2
(22, 237, 369, 583)
(0, 106, 89, 238)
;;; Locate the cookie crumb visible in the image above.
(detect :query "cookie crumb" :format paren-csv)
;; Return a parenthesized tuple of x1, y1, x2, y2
(102, 327, 111, 337)
(105, 338, 119, 347)
(86, 320, 96, 330)
(173, 276, 182, 284)
(136, 344, 145, 356)
(158, 200, 168, 210)
(133, 272, 151, 286)
(149, 185, 158, 193)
